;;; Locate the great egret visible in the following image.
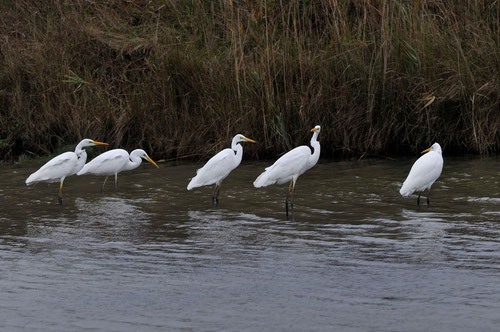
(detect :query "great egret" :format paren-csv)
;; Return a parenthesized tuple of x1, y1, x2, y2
(77, 149, 159, 192)
(254, 125, 321, 220)
(187, 134, 256, 206)
(400, 142, 443, 205)
(25, 139, 108, 204)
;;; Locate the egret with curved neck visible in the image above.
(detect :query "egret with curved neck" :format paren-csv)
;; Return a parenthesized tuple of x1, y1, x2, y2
(187, 134, 256, 206)
(77, 148, 159, 192)
(25, 138, 108, 204)
(254, 125, 321, 220)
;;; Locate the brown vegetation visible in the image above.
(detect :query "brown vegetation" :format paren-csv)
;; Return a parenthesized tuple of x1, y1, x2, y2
(0, 0, 499, 161)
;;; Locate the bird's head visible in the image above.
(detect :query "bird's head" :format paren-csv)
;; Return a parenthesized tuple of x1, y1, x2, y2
(421, 142, 442, 154)
(310, 125, 321, 133)
(80, 138, 109, 148)
(234, 134, 256, 144)
(131, 149, 159, 168)
(75, 139, 108, 156)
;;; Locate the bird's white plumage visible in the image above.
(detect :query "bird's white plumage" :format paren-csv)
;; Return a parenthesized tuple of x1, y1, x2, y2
(400, 142, 443, 196)
(26, 152, 77, 184)
(77, 148, 158, 177)
(25, 139, 107, 185)
(254, 125, 321, 188)
(187, 134, 255, 190)
(77, 149, 129, 176)
(187, 148, 238, 189)
(254, 146, 311, 187)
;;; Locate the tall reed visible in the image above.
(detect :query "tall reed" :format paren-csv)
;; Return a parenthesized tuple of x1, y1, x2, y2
(0, 0, 498, 161)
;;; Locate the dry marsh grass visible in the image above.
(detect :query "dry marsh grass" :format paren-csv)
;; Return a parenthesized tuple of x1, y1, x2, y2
(0, 0, 498, 161)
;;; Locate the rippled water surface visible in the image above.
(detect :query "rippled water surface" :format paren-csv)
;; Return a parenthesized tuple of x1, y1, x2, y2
(1, 157, 499, 331)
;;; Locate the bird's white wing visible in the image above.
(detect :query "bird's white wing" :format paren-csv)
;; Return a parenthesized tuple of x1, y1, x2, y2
(400, 151, 443, 196)
(78, 149, 128, 176)
(254, 146, 311, 187)
(187, 149, 236, 189)
(26, 152, 77, 184)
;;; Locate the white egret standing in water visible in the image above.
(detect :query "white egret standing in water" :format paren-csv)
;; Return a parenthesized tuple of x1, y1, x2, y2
(25, 139, 109, 204)
(77, 149, 159, 192)
(254, 125, 321, 220)
(187, 134, 256, 206)
(400, 142, 443, 205)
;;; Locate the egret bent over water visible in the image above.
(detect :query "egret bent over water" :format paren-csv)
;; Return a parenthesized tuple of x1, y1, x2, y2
(187, 134, 256, 206)
(254, 125, 321, 220)
(25, 139, 108, 204)
(77, 149, 159, 192)
(400, 142, 443, 205)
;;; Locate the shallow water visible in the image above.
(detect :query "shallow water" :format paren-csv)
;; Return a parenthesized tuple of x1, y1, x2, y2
(1, 157, 499, 331)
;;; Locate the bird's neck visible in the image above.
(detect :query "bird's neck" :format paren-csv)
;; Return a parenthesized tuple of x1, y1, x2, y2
(232, 142, 244, 164)
(308, 133, 320, 167)
(74, 150, 88, 174)
(74, 142, 85, 156)
(123, 154, 142, 172)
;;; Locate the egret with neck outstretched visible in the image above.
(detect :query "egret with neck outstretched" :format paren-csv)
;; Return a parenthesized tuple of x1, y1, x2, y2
(25, 139, 108, 204)
(187, 134, 256, 206)
(400, 142, 443, 205)
(254, 125, 321, 220)
(77, 149, 159, 192)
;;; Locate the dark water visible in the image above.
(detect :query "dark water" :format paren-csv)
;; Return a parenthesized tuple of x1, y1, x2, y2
(1, 158, 499, 331)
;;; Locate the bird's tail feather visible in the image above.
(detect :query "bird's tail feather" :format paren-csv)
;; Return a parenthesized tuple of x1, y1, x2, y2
(25, 173, 36, 185)
(399, 183, 413, 197)
(187, 177, 198, 190)
(253, 171, 273, 188)
(25, 170, 45, 185)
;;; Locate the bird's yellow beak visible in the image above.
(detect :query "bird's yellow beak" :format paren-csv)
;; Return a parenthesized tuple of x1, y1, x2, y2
(421, 147, 432, 154)
(310, 127, 319, 132)
(145, 156, 159, 168)
(243, 137, 256, 143)
(91, 141, 109, 146)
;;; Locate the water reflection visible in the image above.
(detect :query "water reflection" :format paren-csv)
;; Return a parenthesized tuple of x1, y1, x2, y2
(0, 157, 499, 330)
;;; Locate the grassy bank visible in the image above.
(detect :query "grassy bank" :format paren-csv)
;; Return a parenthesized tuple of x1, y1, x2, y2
(0, 0, 499, 161)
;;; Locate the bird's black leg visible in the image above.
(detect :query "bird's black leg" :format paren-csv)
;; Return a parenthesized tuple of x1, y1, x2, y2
(58, 181, 64, 205)
(212, 184, 221, 207)
(285, 191, 289, 220)
(114, 174, 118, 193)
(211, 185, 217, 207)
(285, 182, 292, 220)
(426, 189, 431, 206)
(417, 193, 421, 206)
(290, 181, 296, 221)
(215, 183, 221, 206)
(101, 176, 108, 193)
